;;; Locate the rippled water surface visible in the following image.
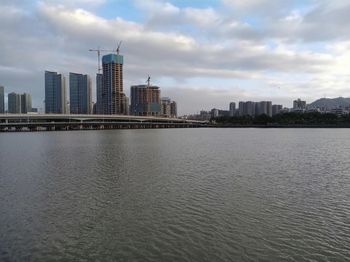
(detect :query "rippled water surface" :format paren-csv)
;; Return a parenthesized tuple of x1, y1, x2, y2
(0, 129, 350, 261)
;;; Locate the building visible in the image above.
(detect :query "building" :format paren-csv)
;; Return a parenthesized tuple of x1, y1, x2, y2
(161, 97, 171, 117)
(161, 97, 177, 118)
(238, 101, 275, 117)
(0, 86, 4, 113)
(272, 105, 282, 116)
(21, 93, 32, 113)
(101, 54, 127, 114)
(170, 101, 177, 118)
(8, 92, 21, 113)
(130, 85, 161, 116)
(199, 110, 211, 120)
(95, 73, 103, 114)
(331, 108, 348, 116)
(45, 71, 67, 114)
(211, 108, 219, 118)
(238, 102, 245, 116)
(69, 73, 92, 114)
(229, 102, 236, 117)
(239, 101, 255, 116)
(256, 101, 272, 117)
(293, 98, 306, 110)
(122, 95, 129, 115)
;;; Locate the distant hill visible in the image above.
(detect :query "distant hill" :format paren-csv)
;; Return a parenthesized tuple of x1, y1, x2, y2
(308, 97, 350, 110)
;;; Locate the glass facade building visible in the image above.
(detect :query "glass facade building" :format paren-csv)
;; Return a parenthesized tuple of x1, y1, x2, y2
(95, 73, 103, 114)
(0, 86, 4, 113)
(8, 92, 21, 113)
(21, 93, 32, 113)
(69, 73, 91, 114)
(45, 71, 67, 114)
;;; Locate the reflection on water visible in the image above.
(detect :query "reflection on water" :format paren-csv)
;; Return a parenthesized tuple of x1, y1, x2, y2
(0, 129, 349, 261)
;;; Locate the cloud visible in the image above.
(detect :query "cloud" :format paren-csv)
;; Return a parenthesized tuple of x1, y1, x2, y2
(0, 0, 350, 114)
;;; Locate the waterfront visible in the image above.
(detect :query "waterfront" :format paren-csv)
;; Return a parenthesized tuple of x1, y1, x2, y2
(0, 129, 349, 261)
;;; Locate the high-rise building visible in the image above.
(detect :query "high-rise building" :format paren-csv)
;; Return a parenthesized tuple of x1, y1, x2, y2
(69, 72, 91, 114)
(293, 98, 306, 110)
(130, 85, 161, 116)
(256, 101, 272, 117)
(161, 97, 171, 117)
(211, 108, 219, 118)
(8, 92, 21, 113)
(238, 101, 245, 116)
(272, 105, 282, 116)
(122, 95, 129, 115)
(0, 86, 4, 113)
(21, 93, 32, 113)
(102, 54, 127, 114)
(245, 101, 255, 116)
(267, 101, 272, 117)
(95, 73, 103, 114)
(45, 71, 67, 114)
(229, 102, 236, 117)
(170, 101, 177, 118)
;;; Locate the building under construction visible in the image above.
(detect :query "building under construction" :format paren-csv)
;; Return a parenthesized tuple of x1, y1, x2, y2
(130, 84, 161, 116)
(90, 42, 128, 115)
(100, 53, 128, 115)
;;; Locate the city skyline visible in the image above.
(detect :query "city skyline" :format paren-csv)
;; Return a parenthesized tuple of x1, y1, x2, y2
(1, 1, 350, 115)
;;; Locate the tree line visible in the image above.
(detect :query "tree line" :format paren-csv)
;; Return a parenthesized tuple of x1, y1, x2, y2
(213, 112, 350, 126)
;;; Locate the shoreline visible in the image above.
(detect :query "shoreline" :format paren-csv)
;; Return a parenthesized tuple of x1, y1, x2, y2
(3, 124, 350, 132)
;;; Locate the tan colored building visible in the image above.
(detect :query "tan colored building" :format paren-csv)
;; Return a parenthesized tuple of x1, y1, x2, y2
(102, 54, 127, 115)
(130, 85, 161, 116)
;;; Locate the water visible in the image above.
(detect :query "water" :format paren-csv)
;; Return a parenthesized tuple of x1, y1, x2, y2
(0, 129, 349, 261)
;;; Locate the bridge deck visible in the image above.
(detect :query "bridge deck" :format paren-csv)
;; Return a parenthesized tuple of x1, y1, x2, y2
(0, 114, 209, 132)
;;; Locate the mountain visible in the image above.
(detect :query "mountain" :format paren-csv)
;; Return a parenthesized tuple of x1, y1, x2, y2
(308, 97, 350, 110)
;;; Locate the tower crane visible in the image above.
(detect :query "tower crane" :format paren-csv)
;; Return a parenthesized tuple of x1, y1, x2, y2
(116, 41, 122, 55)
(146, 75, 152, 115)
(88, 47, 117, 74)
(146, 75, 151, 87)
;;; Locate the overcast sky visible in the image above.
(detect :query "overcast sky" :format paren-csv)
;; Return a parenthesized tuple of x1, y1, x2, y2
(1, 0, 350, 114)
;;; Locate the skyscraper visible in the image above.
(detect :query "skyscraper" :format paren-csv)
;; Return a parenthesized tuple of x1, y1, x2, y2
(122, 95, 129, 115)
(229, 102, 236, 117)
(21, 93, 32, 113)
(8, 92, 21, 113)
(161, 97, 171, 117)
(0, 86, 4, 113)
(238, 101, 245, 116)
(102, 54, 126, 114)
(170, 101, 177, 118)
(69, 72, 91, 114)
(245, 101, 256, 116)
(272, 105, 282, 116)
(130, 85, 161, 116)
(45, 71, 67, 114)
(95, 73, 103, 114)
(256, 101, 272, 117)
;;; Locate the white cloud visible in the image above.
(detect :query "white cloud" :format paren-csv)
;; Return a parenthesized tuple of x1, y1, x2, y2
(1, 0, 350, 114)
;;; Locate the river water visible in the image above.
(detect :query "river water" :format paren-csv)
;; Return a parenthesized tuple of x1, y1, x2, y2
(0, 129, 349, 261)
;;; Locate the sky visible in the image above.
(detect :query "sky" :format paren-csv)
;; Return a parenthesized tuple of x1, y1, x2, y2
(1, 0, 350, 115)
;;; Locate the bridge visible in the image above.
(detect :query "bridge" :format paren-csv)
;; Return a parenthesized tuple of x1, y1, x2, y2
(0, 114, 209, 132)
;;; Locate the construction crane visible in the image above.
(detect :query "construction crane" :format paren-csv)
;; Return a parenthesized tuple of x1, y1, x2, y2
(116, 41, 122, 55)
(146, 75, 151, 87)
(146, 75, 152, 115)
(88, 47, 117, 74)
